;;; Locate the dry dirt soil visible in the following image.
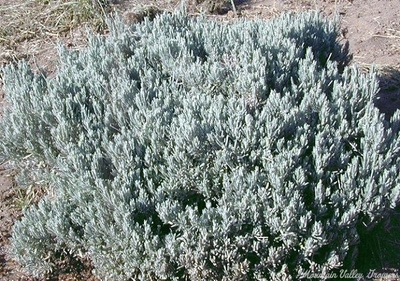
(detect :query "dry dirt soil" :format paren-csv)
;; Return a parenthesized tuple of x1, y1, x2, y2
(1, 0, 400, 280)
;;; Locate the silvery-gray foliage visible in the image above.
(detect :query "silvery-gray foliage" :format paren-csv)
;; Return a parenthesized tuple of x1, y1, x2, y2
(1, 10, 400, 280)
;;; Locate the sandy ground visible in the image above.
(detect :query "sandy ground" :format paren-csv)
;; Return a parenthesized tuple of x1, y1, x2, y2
(0, 0, 399, 280)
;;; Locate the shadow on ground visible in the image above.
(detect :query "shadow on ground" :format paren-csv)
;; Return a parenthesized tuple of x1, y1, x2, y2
(355, 205, 400, 280)
(374, 67, 400, 119)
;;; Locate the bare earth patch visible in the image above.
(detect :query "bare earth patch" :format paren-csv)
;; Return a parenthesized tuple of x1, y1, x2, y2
(0, 0, 399, 280)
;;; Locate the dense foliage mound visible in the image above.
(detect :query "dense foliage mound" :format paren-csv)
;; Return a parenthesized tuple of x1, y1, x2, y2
(1, 11, 400, 280)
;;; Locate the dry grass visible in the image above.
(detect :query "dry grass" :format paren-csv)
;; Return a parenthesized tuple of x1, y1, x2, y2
(0, 0, 110, 66)
(357, 63, 400, 92)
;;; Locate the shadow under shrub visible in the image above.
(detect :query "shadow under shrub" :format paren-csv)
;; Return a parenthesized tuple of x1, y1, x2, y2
(1, 11, 400, 280)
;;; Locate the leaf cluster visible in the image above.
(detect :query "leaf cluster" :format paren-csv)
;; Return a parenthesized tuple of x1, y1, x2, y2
(1, 11, 400, 280)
